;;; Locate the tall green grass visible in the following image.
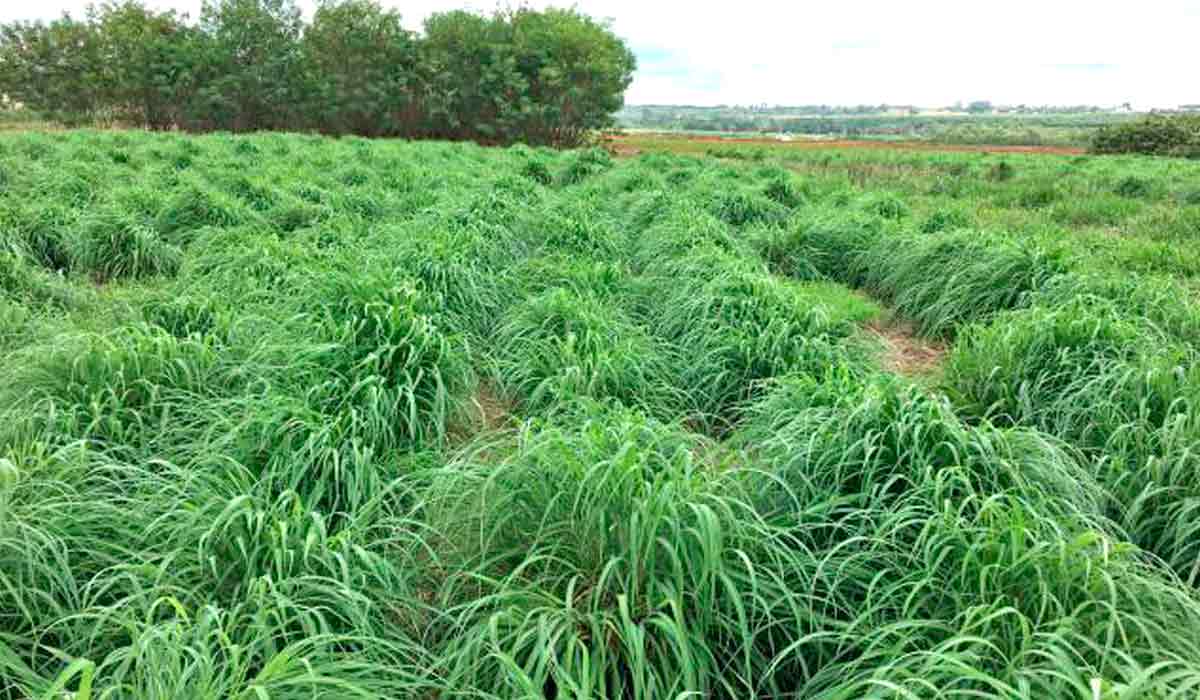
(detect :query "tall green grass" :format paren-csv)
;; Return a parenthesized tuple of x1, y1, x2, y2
(857, 229, 1064, 337)
(734, 367, 1200, 697)
(3, 129, 1200, 699)
(945, 299, 1200, 583)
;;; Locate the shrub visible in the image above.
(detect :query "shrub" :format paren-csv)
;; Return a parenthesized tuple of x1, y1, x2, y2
(1091, 114, 1200, 157)
(1114, 175, 1153, 198)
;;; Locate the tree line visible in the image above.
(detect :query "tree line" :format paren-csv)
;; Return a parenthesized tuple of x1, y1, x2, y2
(0, 0, 637, 147)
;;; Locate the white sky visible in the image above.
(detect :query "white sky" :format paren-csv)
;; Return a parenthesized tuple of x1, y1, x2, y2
(2, 0, 1198, 108)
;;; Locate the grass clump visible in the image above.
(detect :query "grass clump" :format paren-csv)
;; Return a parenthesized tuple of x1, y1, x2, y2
(860, 228, 1063, 337)
(556, 147, 612, 186)
(304, 273, 474, 452)
(646, 266, 874, 429)
(708, 188, 790, 226)
(425, 405, 824, 698)
(856, 190, 910, 220)
(754, 206, 888, 283)
(944, 299, 1200, 582)
(732, 367, 1200, 697)
(920, 205, 973, 233)
(493, 287, 680, 416)
(73, 211, 182, 282)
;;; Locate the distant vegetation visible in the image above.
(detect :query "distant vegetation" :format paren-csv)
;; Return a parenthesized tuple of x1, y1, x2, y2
(1091, 114, 1200, 158)
(619, 105, 1141, 147)
(0, 0, 636, 146)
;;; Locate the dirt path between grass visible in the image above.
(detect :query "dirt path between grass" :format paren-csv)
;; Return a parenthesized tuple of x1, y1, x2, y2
(865, 318, 948, 377)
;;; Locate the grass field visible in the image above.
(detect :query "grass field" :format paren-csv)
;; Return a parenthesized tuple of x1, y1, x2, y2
(3, 129, 1200, 698)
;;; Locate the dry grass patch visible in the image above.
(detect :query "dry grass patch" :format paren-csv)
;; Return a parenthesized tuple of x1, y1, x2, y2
(865, 317, 947, 377)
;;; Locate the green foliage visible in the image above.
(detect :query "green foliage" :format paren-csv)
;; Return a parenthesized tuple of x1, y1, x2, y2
(762, 172, 806, 207)
(920, 205, 973, 233)
(1017, 180, 1061, 208)
(73, 210, 182, 281)
(192, 0, 307, 131)
(556, 146, 613, 185)
(0, 1, 634, 145)
(645, 264, 870, 428)
(423, 7, 636, 147)
(2, 130, 1200, 700)
(944, 300, 1200, 582)
(857, 190, 909, 219)
(302, 0, 424, 137)
(0, 16, 105, 126)
(493, 287, 679, 415)
(987, 159, 1016, 181)
(617, 105, 1132, 148)
(709, 188, 789, 226)
(859, 229, 1063, 337)
(91, 1, 200, 130)
(1114, 174, 1153, 198)
(1092, 114, 1200, 157)
(753, 206, 888, 283)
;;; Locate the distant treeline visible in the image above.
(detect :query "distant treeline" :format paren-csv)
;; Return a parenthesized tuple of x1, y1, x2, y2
(617, 107, 1138, 148)
(0, 0, 636, 146)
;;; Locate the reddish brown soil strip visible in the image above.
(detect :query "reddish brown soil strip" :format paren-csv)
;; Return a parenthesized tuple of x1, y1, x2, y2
(865, 319, 948, 377)
(610, 133, 1085, 156)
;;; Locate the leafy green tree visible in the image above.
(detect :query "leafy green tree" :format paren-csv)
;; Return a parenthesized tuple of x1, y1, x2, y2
(422, 7, 635, 146)
(192, 0, 306, 132)
(505, 8, 637, 146)
(421, 10, 519, 143)
(89, 1, 198, 129)
(0, 0, 636, 145)
(0, 15, 105, 125)
(302, 0, 425, 137)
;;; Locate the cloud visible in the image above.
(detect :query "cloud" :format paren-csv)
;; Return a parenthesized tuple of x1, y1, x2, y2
(0, 0, 1195, 108)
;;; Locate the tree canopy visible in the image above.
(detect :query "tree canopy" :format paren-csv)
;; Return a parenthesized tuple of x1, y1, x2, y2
(0, 0, 636, 146)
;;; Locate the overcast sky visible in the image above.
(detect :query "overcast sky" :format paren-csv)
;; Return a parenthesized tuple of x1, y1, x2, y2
(2, 0, 1197, 108)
